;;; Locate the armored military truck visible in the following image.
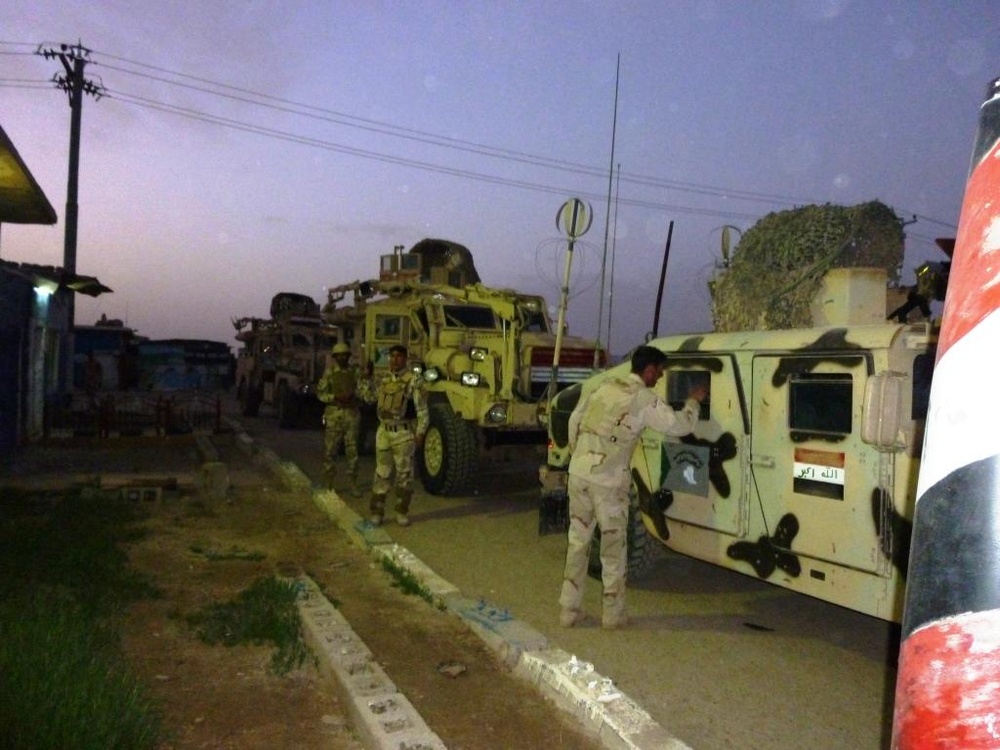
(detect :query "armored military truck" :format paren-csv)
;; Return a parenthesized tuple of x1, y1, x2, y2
(541, 311, 936, 623)
(324, 238, 605, 495)
(233, 292, 342, 428)
(539, 201, 951, 623)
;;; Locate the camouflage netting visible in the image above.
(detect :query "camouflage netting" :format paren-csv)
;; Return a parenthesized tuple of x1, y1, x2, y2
(709, 201, 904, 332)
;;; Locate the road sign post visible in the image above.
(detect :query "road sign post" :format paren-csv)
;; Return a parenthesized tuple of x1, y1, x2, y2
(549, 198, 593, 400)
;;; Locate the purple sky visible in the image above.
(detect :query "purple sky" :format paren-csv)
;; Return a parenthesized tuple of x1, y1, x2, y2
(2, 1, 997, 354)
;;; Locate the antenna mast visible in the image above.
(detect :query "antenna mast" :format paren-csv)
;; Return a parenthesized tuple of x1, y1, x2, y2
(594, 54, 620, 367)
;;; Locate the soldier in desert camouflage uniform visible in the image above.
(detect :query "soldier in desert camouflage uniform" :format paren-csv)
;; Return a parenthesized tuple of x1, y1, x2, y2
(559, 345, 707, 630)
(358, 344, 428, 527)
(317, 342, 363, 495)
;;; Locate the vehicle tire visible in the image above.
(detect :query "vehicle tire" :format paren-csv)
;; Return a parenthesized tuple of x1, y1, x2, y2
(242, 381, 262, 417)
(420, 402, 477, 495)
(587, 495, 663, 580)
(277, 383, 301, 429)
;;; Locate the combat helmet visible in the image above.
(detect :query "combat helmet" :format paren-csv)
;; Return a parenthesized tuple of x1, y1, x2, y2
(331, 342, 351, 355)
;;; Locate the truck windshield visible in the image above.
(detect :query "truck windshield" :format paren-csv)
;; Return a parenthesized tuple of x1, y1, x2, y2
(520, 305, 550, 332)
(442, 304, 497, 329)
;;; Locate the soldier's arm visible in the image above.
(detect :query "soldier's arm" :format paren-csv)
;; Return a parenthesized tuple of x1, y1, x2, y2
(356, 371, 376, 404)
(316, 370, 334, 404)
(412, 378, 429, 438)
(643, 391, 700, 436)
(566, 390, 591, 454)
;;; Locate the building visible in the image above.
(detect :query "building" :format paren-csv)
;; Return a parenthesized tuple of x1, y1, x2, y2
(0, 124, 111, 456)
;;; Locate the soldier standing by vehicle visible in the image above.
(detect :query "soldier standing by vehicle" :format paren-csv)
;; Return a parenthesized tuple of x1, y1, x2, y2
(360, 344, 428, 526)
(559, 345, 706, 629)
(317, 342, 363, 496)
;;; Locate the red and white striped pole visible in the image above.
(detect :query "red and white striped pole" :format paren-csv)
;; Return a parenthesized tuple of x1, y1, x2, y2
(892, 76, 1000, 748)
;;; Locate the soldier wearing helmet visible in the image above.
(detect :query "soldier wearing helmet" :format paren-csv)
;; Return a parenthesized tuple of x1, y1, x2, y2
(357, 344, 428, 527)
(316, 340, 363, 495)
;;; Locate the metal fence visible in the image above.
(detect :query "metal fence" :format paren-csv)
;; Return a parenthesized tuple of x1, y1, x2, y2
(47, 390, 226, 437)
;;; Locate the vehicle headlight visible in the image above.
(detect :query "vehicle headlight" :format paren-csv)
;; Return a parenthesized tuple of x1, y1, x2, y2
(422, 366, 441, 383)
(470, 347, 488, 362)
(461, 372, 481, 387)
(486, 403, 507, 424)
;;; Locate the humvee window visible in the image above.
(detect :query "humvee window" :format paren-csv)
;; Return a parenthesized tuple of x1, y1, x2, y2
(789, 374, 852, 435)
(443, 304, 497, 329)
(667, 370, 710, 421)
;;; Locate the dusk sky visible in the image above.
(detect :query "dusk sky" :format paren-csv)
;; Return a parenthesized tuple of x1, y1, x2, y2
(2, 1, 997, 354)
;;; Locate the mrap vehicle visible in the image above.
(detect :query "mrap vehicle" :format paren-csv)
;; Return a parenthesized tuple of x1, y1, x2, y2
(324, 239, 604, 495)
(541, 281, 937, 623)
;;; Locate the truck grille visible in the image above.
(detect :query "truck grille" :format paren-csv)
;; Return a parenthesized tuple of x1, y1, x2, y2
(529, 347, 602, 399)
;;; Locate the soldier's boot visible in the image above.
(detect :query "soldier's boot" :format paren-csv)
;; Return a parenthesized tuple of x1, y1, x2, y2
(369, 493, 387, 527)
(323, 467, 336, 491)
(348, 467, 362, 498)
(559, 609, 587, 628)
(395, 489, 413, 527)
(602, 593, 628, 630)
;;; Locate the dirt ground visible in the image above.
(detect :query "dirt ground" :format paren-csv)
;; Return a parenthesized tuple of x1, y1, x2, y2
(1, 434, 601, 750)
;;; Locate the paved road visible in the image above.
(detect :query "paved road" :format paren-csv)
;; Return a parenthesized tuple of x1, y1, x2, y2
(232, 398, 899, 750)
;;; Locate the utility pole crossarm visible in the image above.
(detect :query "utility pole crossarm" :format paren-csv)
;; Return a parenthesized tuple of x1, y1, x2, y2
(36, 41, 105, 336)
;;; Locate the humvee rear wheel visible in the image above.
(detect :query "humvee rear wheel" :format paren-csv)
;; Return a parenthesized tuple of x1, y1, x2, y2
(587, 496, 662, 580)
(420, 403, 477, 495)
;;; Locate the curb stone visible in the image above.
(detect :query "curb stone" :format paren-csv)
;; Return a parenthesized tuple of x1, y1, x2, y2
(230, 425, 694, 750)
(294, 575, 447, 750)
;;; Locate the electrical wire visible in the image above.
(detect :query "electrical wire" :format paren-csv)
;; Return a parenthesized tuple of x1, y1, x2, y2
(0, 40, 961, 231)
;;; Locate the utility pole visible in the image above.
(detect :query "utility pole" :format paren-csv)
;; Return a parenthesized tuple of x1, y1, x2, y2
(36, 41, 105, 329)
(36, 41, 104, 394)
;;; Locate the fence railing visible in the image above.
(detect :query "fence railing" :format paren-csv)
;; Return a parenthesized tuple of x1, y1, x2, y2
(47, 390, 226, 437)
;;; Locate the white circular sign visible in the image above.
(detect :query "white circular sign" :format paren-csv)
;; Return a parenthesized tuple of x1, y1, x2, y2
(556, 198, 593, 239)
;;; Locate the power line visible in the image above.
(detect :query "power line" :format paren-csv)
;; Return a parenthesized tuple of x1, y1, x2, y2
(108, 86, 762, 222)
(5, 41, 960, 231)
(90, 51, 823, 211)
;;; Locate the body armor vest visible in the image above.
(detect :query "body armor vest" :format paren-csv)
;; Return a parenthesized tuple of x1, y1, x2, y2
(377, 374, 415, 421)
(327, 369, 356, 401)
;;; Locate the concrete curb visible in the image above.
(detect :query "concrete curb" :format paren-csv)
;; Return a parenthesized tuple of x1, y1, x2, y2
(228, 423, 692, 750)
(295, 575, 447, 750)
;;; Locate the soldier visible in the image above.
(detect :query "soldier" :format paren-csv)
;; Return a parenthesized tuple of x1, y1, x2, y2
(359, 344, 428, 526)
(316, 341, 362, 496)
(559, 345, 707, 629)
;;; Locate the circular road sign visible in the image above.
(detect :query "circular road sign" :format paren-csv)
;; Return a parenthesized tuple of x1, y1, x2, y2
(556, 198, 593, 239)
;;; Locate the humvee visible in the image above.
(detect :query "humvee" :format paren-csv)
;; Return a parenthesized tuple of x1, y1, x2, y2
(540, 268, 939, 623)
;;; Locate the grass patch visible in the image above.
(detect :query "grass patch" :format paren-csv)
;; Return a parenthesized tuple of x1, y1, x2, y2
(380, 556, 442, 608)
(0, 489, 162, 749)
(0, 594, 162, 750)
(186, 576, 309, 674)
